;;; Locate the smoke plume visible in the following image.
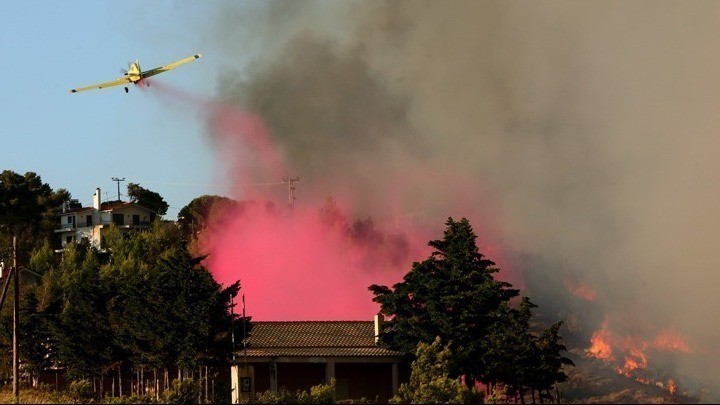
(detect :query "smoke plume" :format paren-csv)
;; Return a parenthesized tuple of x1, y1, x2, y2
(191, 1, 720, 392)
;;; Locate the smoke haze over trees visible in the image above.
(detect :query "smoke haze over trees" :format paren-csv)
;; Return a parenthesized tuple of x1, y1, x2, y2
(193, 1, 720, 389)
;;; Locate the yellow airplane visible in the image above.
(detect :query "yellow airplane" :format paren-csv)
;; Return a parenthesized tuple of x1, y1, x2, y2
(69, 54, 202, 94)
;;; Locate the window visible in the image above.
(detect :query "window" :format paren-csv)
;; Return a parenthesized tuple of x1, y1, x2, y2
(86, 215, 92, 227)
(112, 213, 124, 225)
(132, 214, 140, 226)
(66, 216, 73, 224)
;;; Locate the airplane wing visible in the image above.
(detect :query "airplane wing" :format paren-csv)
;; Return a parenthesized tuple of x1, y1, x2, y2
(69, 77, 132, 93)
(141, 54, 202, 79)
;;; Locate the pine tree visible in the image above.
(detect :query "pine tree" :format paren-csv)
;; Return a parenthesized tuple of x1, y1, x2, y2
(370, 217, 519, 385)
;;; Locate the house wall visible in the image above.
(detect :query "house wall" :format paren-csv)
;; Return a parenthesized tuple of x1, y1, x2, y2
(102, 206, 154, 226)
(249, 360, 405, 402)
(276, 362, 326, 393)
(57, 204, 156, 249)
(336, 362, 395, 401)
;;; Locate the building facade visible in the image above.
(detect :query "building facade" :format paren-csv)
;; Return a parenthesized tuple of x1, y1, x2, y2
(54, 188, 156, 250)
(230, 315, 408, 403)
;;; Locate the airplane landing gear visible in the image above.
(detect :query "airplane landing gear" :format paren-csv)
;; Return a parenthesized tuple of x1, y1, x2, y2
(124, 87, 129, 93)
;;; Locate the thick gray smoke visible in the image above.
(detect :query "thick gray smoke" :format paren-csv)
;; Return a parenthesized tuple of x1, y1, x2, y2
(203, 1, 720, 391)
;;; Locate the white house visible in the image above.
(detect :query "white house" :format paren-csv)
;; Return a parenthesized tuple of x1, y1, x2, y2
(54, 188, 157, 250)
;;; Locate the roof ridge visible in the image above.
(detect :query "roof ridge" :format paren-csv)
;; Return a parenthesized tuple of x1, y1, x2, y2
(254, 320, 372, 323)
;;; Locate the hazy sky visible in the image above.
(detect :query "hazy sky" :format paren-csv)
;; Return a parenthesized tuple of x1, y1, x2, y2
(0, 2, 235, 218)
(4, 1, 720, 391)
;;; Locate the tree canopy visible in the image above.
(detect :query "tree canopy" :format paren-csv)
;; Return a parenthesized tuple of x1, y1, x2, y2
(391, 337, 482, 404)
(0, 219, 249, 396)
(370, 217, 572, 402)
(127, 182, 169, 216)
(0, 170, 69, 254)
(370, 217, 519, 382)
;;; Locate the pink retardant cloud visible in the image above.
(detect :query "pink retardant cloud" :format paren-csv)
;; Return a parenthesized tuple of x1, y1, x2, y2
(204, 202, 419, 320)
(146, 81, 519, 320)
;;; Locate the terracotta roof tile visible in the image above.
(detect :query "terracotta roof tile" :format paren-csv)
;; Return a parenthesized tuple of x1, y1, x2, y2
(59, 207, 95, 214)
(243, 321, 402, 358)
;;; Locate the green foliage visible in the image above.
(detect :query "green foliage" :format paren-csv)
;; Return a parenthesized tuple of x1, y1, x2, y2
(127, 183, 169, 216)
(0, 385, 76, 404)
(253, 387, 301, 404)
(301, 379, 336, 404)
(391, 338, 482, 404)
(176, 195, 237, 242)
(0, 170, 69, 256)
(103, 393, 156, 404)
(484, 385, 509, 404)
(68, 379, 93, 401)
(103, 220, 243, 371)
(29, 241, 56, 276)
(19, 284, 53, 383)
(21, 217, 243, 396)
(370, 217, 519, 382)
(162, 378, 200, 405)
(371, 217, 572, 401)
(252, 380, 336, 404)
(43, 243, 114, 380)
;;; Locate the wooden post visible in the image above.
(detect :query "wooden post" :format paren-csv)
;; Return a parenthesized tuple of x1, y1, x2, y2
(12, 235, 18, 399)
(392, 362, 399, 396)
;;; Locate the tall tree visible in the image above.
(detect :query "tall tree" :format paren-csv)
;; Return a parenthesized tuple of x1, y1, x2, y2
(177, 195, 237, 240)
(103, 220, 247, 375)
(483, 298, 539, 402)
(370, 217, 519, 385)
(533, 322, 574, 403)
(127, 182, 169, 216)
(0, 170, 70, 254)
(48, 244, 114, 380)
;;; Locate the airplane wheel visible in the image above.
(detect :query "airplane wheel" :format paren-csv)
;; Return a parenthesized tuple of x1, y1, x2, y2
(125, 87, 129, 93)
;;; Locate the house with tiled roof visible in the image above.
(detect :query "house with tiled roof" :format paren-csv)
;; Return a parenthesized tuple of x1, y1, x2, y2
(231, 315, 408, 403)
(54, 188, 156, 250)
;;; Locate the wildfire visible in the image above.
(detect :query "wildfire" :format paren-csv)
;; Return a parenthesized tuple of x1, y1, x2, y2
(653, 329, 691, 353)
(563, 277, 597, 301)
(618, 347, 647, 376)
(588, 322, 613, 360)
(586, 318, 691, 396)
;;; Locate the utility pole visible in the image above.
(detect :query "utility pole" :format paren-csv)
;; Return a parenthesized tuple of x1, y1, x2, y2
(242, 294, 248, 369)
(231, 294, 235, 362)
(12, 236, 18, 398)
(0, 234, 19, 399)
(111, 177, 125, 202)
(281, 177, 300, 209)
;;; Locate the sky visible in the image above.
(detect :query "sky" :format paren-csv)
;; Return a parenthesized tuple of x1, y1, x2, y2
(0, 2, 239, 218)
(4, 1, 720, 392)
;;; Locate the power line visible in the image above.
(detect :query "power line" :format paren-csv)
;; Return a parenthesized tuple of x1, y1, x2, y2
(136, 180, 286, 188)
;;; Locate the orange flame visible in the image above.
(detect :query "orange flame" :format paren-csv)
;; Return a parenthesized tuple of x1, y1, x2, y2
(618, 347, 647, 376)
(653, 329, 691, 353)
(563, 278, 597, 301)
(587, 318, 692, 392)
(587, 322, 613, 360)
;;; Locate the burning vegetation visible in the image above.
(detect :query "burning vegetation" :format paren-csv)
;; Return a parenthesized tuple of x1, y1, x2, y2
(585, 317, 693, 398)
